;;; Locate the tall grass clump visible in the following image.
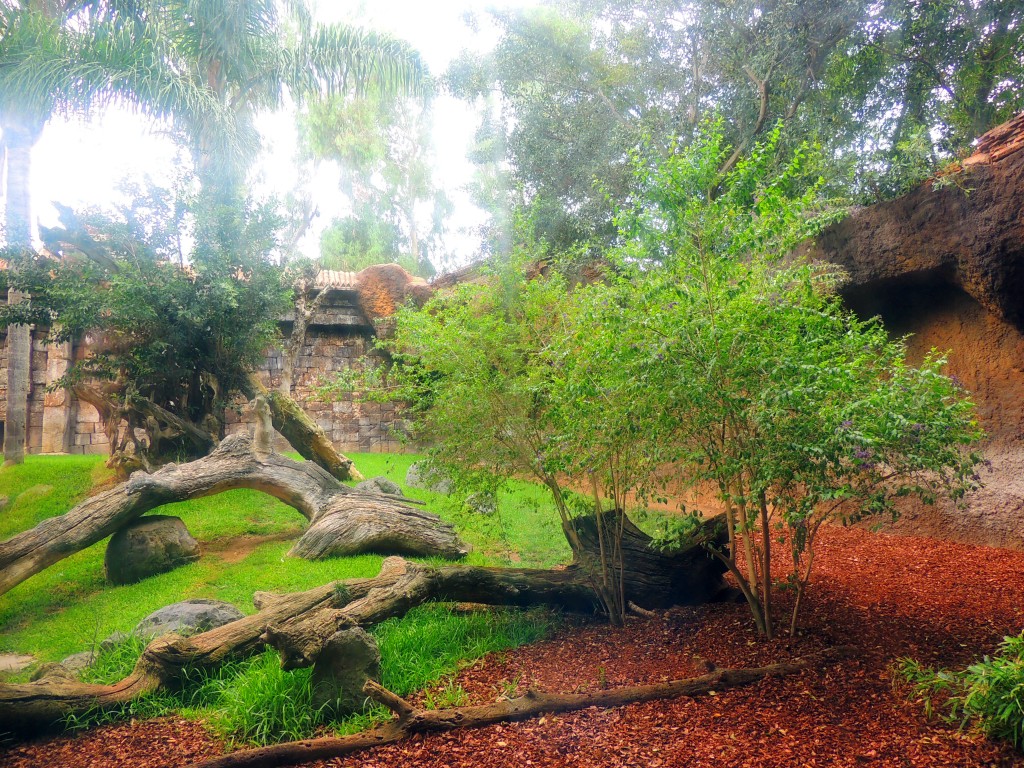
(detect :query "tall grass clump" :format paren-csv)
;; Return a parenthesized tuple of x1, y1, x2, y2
(374, 604, 554, 696)
(204, 651, 326, 746)
(896, 632, 1024, 752)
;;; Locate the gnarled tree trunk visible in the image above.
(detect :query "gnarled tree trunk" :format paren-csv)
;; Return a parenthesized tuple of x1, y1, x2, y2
(0, 433, 465, 597)
(0, 512, 731, 733)
(243, 373, 362, 481)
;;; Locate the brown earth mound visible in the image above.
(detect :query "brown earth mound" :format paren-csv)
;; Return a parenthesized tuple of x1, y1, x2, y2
(807, 112, 1024, 550)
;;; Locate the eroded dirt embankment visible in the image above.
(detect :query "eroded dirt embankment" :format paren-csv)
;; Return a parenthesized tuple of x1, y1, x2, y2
(843, 278, 1024, 550)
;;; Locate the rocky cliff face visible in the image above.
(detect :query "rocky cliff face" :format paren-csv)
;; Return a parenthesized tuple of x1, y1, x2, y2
(808, 113, 1024, 549)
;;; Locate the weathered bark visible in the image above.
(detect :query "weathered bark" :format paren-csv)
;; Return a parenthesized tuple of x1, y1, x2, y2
(568, 510, 731, 609)
(0, 508, 730, 733)
(189, 648, 855, 768)
(72, 382, 218, 478)
(243, 373, 362, 482)
(0, 434, 466, 597)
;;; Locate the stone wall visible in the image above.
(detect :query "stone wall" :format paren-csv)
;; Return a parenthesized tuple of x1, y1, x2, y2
(0, 288, 412, 458)
(0, 328, 75, 454)
(225, 325, 409, 454)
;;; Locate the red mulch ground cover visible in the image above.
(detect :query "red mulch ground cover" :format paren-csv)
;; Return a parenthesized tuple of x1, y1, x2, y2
(3, 525, 1023, 768)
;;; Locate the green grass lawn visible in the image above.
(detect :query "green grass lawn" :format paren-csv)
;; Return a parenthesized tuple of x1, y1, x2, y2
(0, 451, 574, 743)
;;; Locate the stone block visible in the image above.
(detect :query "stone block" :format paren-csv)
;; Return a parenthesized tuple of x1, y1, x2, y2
(43, 388, 68, 407)
(79, 404, 101, 423)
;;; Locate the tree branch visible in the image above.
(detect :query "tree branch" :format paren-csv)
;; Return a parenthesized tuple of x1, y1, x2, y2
(187, 647, 856, 768)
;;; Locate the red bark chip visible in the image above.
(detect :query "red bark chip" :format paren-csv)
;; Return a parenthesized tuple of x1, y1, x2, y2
(4, 526, 1024, 768)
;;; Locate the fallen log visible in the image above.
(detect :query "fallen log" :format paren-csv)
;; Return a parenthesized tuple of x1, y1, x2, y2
(0, 506, 730, 734)
(188, 647, 855, 768)
(0, 434, 467, 597)
(243, 374, 362, 482)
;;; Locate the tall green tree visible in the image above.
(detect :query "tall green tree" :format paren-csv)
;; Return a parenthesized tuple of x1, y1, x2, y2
(447, 0, 865, 249)
(142, 0, 430, 199)
(301, 90, 448, 277)
(0, 0, 429, 463)
(364, 123, 982, 637)
(823, 0, 1024, 199)
(448, 0, 1023, 248)
(0, 0, 232, 463)
(1, 182, 291, 474)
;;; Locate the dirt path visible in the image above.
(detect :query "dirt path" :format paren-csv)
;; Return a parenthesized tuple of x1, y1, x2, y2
(3, 525, 1023, 768)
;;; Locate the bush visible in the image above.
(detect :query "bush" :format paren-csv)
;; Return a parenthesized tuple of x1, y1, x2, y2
(896, 632, 1024, 752)
(953, 633, 1024, 750)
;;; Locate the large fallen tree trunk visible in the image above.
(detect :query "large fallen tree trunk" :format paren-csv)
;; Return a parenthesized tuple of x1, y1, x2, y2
(243, 374, 362, 482)
(0, 511, 731, 733)
(0, 434, 466, 597)
(189, 647, 854, 768)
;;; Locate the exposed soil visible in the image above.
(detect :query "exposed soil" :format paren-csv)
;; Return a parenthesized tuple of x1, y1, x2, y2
(0, 655, 33, 675)
(201, 532, 300, 564)
(3, 524, 1023, 768)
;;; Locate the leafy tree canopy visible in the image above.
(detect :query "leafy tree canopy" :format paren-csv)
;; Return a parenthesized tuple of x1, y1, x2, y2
(354, 122, 982, 636)
(299, 90, 449, 278)
(0, 181, 291, 471)
(447, 0, 1023, 248)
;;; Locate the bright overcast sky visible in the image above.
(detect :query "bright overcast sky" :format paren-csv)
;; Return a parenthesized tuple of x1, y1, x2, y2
(22, 1, 537, 268)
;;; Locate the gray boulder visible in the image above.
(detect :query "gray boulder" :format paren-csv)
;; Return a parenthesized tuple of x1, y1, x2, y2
(105, 515, 200, 585)
(465, 491, 498, 516)
(133, 598, 245, 639)
(311, 627, 381, 715)
(405, 461, 453, 495)
(59, 651, 95, 673)
(100, 631, 129, 652)
(354, 476, 404, 497)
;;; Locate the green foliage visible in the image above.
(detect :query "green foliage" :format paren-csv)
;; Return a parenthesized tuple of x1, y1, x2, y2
(372, 121, 981, 638)
(954, 633, 1024, 750)
(825, 0, 1024, 201)
(300, 90, 448, 276)
(448, 0, 1023, 247)
(374, 604, 554, 698)
(896, 634, 1024, 752)
(0, 183, 292, 465)
(616, 124, 982, 637)
(203, 652, 324, 747)
(318, 215, 410, 273)
(78, 634, 151, 685)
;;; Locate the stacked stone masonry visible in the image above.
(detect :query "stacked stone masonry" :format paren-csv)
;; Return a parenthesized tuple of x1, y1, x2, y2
(0, 288, 411, 456)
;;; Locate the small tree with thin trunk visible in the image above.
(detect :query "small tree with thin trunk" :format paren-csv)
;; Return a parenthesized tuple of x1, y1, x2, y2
(364, 236, 663, 625)
(619, 123, 984, 638)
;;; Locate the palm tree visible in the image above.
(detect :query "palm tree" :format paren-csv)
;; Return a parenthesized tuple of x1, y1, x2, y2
(0, 0, 428, 463)
(143, 0, 430, 196)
